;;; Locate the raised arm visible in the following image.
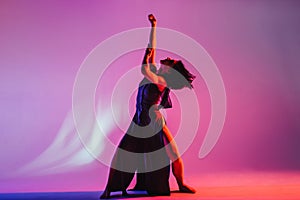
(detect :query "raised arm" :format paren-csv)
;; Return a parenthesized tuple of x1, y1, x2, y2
(141, 14, 166, 91)
(148, 14, 156, 64)
(141, 48, 166, 91)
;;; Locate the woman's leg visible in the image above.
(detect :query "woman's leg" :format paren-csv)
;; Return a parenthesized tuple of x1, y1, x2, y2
(100, 168, 129, 199)
(100, 133, 138, 199)
(162, 125, 196, 193)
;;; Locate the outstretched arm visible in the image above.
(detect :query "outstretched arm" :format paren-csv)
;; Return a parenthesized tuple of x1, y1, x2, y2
(148, 14, 156, 64)
(141, 48, 166, 91)
(141, 15, 166, 90)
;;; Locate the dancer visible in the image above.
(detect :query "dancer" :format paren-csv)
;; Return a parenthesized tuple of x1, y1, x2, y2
(100, 14, 196, 199)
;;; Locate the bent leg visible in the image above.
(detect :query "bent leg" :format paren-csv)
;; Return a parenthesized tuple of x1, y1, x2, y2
(162, 126, 196, 193)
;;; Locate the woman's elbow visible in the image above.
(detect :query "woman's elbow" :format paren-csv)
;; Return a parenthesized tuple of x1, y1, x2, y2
(141, 67, 147, 75)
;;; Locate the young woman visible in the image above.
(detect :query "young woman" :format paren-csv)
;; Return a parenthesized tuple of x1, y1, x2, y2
(100, 14, 196, 199)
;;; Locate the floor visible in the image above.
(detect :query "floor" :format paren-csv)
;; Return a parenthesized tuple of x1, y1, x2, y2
(1, 171, 300, 200)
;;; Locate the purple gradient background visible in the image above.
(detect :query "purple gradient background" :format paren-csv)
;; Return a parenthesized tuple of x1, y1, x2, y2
(1, 0, 300, 193)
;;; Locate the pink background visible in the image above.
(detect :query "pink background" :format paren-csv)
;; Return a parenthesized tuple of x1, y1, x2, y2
(1, 0, 300, 192)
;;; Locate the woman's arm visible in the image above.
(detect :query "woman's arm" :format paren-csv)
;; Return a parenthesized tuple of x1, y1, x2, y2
(148, 14, 156, 64)
(141, 48, 166, 91)
(141, 14, 166, 91)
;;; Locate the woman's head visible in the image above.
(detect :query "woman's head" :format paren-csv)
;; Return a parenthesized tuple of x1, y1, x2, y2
(159, 57, 196, 89)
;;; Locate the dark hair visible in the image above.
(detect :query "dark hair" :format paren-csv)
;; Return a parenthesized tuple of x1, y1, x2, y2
(163, 60, 196, 89)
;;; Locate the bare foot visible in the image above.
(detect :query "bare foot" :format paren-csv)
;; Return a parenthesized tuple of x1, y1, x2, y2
(179, 184, 196, 193)
(99, 189, 110, 199)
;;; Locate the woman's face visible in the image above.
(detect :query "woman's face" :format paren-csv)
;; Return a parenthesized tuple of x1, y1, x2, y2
(159, 57, 175, 75)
